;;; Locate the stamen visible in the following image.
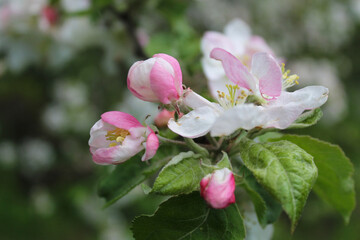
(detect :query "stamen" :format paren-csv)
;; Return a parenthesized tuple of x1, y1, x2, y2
(281, 63, 300, 90)
(106, 128, 130, 147)
(217, 84, 246, 109)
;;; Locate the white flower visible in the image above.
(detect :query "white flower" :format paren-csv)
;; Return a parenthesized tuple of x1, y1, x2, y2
(201, 18, 277, 97)
(168, 51, 328, 138)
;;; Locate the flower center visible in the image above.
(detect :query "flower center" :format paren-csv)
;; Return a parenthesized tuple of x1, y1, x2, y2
(105, 128, 130, 147)
(217, 84, 247, 109)
(281, 63, 299, 90)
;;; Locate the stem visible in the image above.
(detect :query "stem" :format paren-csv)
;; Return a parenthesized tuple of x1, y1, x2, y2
(184, 138, 210, 157)
(206, 134, 218, 147)
(228, 130, 248, 156)
(157, 135, 188, 146)
(217, 137, 224, 150)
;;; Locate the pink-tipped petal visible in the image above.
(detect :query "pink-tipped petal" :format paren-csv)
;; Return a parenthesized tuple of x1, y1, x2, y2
(101, 111, 143, 130)
(141, 127, 159, 161)
(127, 59, 159, 102)
(200, 168, 236, 209)
(200, 175, 211, 197)
(251, 52, 282, 99)
(210, 48, 255, 90)
(92, 137, 144, 165)
(153, 53, 183, 96)
(150, 58, 180, 104)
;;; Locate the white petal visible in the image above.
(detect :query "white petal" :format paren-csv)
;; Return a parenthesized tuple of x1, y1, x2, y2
(211, 104, 268, 136)
(207, 77, 234, 99)
(168, 106, 219, 138)
(88, 120, 115, 151)
(263, 103, 304, 129)
(201, 57, 226, 82)
(182, 90, 222, 112)
(224, 18, 251, 53)
(271, 86, 329, 109)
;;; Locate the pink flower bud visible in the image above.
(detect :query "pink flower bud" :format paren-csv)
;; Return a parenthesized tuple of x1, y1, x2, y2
(127, 54, 183, 104)
(88, 111, 159, 165)
(42, 6, 58, 26)
(154, 110, 175, 128)
(200, 168, 236, 209)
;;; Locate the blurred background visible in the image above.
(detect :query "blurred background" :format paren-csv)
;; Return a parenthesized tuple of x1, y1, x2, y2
(0, 0, 359, 239)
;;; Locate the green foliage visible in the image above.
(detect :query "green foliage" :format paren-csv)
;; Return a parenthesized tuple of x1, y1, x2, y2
(239, 138, 318, 232)
(132, 192, 246, 240)
(152, 151, 213, 195)
(287, 108, 323, 129)
(98, 145, 177, 207)
(216, 152, 232, 170)
(269, 135, 355, 223)
(239, 166, 282, 227)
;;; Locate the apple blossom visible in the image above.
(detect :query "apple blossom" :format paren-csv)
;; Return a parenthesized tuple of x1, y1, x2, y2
(168, 50, 328, 138)
(127, 54, 183, 104)
(201, 19, 277, 96)
(89, 111, 159, 165)
(200, 168, 236, 209)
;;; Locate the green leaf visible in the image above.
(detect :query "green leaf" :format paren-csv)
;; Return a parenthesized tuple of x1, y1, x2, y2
(98, 145, 177, 207)
(287, 108, 323, 129)
(216, 152, 232, 170)
(152, 152, 213, 195)
(132, 192, 246, 240)
(239, 166, 282, 227)
(269, 135, 355, 223)
(239, 138, 317, 231)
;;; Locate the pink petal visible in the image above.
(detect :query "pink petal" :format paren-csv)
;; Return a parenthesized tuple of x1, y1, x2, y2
(101, 111, 143, 130)
(150, 58, 180, 104)
(200, 175, 211, 197)
(210, 48, 255, 90)
(92, 137, 143, 165)
(201, 32, 235, 54)
(127, 60, 159, 102)
(153, 53, 183, 96)
(200, 168, 236, 209)
(141, 127, 159, 161)
(251, 52, 282, 99)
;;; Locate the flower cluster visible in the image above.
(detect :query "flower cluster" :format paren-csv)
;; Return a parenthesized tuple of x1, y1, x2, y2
(89, 19, 329, 210)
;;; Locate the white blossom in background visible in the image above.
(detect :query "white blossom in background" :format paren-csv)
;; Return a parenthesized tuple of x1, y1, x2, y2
(19, 139, 55, 175)
(192, 0, 356, 55)
(351, 0, 360, 20)
(0, 141, 17, 168)
(243, 205, 274, 240)
(43, 80, 97, 133)
(54, 81, 88, 107)
(61, 0, 90, 13)
(289, 58, 347, 123)
(55, 17, 104, 49)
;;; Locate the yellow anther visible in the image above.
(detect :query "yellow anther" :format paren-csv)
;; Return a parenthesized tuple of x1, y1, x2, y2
(282, 63, 300, 89)
(106, 128, 130, 147)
